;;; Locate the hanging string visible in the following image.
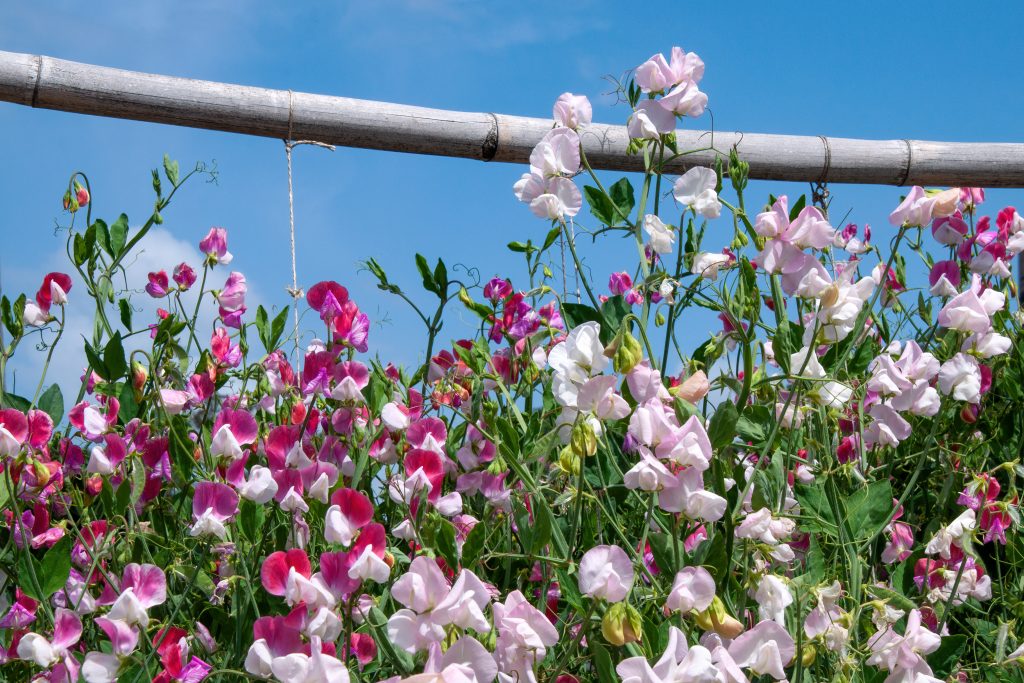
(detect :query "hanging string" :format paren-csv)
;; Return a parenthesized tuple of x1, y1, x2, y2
(284, 89, 335, 361)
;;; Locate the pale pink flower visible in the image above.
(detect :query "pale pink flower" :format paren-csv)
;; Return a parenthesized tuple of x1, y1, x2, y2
(728, 619, 795, 680)
(552, 93, 592, 129)
(578, 545, 634, 602)
(673, 167, 720, 219)
(665, 567, 716, 614)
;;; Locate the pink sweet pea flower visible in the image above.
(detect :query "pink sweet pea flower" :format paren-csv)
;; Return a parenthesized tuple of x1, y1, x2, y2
(867, 609, 941, 681)
(333, 300, 370, 353)
(665, 566, 716, 614)
(199, 228, 233, 265)
(728, 619, 796, 680)
(932, 212, 969, 245)
(210, 327, 242, 367)
(96, 617, 140, 656)
(85, 433, 129, 475)
(209, 407, 258, 461)
(513, 173, 582, 220)
(217, 272, 247, 328)
(483, 278, 513, 303)
(261, 549, 313, 597)
(190, 482, 240, 540)
(553, 93, 592, 129)
(0, 408, 29, 457)
(349, 633, 377, 671)
(960, 187, 985, 209)
(36, 272, 73, 312)
(146, 270, 171, 298)
(325, 488, 375, 547)
(928, 260, 961, 297)
(244, 609, 307, 678)
(172, 262, 197, 290)
(17, 608, 82, 673)
(627, 99, 675, 139)
(578, 545, 634, 602)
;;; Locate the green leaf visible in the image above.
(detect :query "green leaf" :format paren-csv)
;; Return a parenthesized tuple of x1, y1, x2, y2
(93, 219, 111, 256)
(238, 499, 267, 542)
(542, 226, 562, 252)
(72, 233, 89, 266)
(707, 401, 739, 450)
(168, 416, 195, 482)
(788, 194, 807, 221)
(255, 305, 270, 350)
(435, 518, 459, 570)
(0, 296, 17, 339)
(415, 254, 438, 295)
(560, 302, 602, 330)
(928, 634, 967, 679)
(38, 535, 73, 600)
(129, 458, 146, 506)
(432, 258, 448, 294)
(118, 299, 133, 330)
(37, 384, 64, 424)
(461, 521, 487, 568)
(590, 640, 617, 683)
(269, 307, 290, 352)
(118, 381, 139, 424)
(1, 392, 30, 412)
(531, 498, 553, 554)
(844, 480, 894, 540)
(608, 177, 636, 222)
(600, 295, 631, 342)
(83, 341, 109, 379)
(736, 405, 772, 447)
(163, 154, 180, 186)
(649, 532, 686, 575)
(109, 213, 129, 256)
(103, 332, 128, 381)
(584, 185, 620, 226)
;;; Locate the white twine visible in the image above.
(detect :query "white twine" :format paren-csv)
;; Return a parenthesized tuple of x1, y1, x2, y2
(284, 89, 335, 360)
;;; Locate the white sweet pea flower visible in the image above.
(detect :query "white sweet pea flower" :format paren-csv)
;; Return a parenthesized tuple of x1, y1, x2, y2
(643, 214, 675, 254)
(673, 167, 721, 219)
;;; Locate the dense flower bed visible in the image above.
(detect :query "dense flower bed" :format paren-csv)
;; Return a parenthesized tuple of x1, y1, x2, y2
(2, 46, 1024, 683)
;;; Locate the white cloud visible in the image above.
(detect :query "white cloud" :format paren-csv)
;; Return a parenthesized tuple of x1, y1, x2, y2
(5, 227, 269, 405)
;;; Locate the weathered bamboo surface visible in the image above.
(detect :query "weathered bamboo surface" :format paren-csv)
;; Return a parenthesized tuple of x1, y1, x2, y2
(2, 50, 1024, 187)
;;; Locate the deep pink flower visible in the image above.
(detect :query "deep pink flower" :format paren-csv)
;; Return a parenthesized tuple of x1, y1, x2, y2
(191, 482, 240, 539)
(217, 272, 247, 328)
(146, 271, 171, 298)
(333, 300, 369, 353)
(483, 278, 513, 303)
(307, 281, 349, 312)
(261, 549, 312, 597)
(173, 263, 197, 290)
(608, 271, 634, 296)
(210, 328, 241, 367)
(36, 272, 73, 312)
(0, 409, 29, 457)
(326, 488, 375, 546)
(349, 633, 376, 670)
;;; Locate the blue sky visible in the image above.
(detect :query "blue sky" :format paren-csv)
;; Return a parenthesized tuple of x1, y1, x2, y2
(2, 1, 1024, 391)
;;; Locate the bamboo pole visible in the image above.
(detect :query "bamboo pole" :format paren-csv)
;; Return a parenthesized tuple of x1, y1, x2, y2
(2, 49, 1024, 187)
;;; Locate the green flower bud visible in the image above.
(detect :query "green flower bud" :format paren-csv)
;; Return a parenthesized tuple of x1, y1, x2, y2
(570, 420, 597, 458)
(613, 330, 643, 374)
(558, 446, 580, 476)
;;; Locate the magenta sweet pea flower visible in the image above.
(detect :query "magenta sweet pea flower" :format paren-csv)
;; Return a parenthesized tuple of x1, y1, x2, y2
(191, 481, 240, 540)
(173, 262, 197, 290)
(199, 227, 233, 265)
(36, 272, 73, 312)
(146, 270, 171, 298)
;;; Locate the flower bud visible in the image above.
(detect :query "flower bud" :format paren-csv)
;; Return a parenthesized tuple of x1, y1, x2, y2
(960, 403, 980, 424)
(384, 552, 395, 569)
(693, 596, 744, 639)
(131, 361, 149, 392)
(601, 602, 642, 646)
(570, 420, 597, 458)
(801, 643, 817, 667)
(930, 188, 960, 218)
(613, 330, 643, 374)
(558, 446, 580, 476)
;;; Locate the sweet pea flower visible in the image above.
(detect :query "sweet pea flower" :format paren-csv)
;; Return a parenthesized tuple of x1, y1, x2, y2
(578, 545, 634, 602)
(728, 619, 796, 680)
(928, 260, 961, 297)
(673, 167, 721, 219)
(0, 408, 28, 457)
(325, 488, 375, 547)
(938, 274, 1005, 333)
(172, 262, 197, 289)
(199, 227, 233, 265)
(938, 353, 983, 404)
(210, 407, 258, 460)
(752, 574, 793, 625)
(867, 609, 941, 682)
(692, 251, 732, 280)
(217, 271, 247, 327)
(635, 47, 705, 93)
(627, 100, 675, 139)
(17, 608, 81, 670)
(106, 564, 168, 628)
(618, 626, 743, 683)
(665, 566, 716, 614)
(513, 173, 582, 220)
(36, 272, 73, 312)
(553, 92, 592, 129)
(889, 186, 940, 227)
(643, 214, 675, 254)
(190, 481, 239, 540)
(145, 270, 171, 298)
(492, 590, 559, 683)
(932, 212, 969, 245)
